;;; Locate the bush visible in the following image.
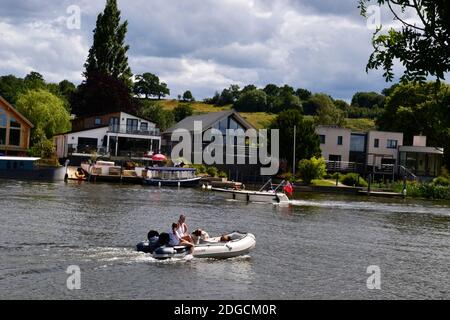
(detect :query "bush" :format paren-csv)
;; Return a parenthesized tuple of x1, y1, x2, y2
(298, 157, 327, 185)
(432, 176, 450, 187)
(192, 164, 206, 174)
(340, 173, 368, 187)
(331, 172, 342, 180)
(218, 171, 228, 179)
(206, 166, 218, 177)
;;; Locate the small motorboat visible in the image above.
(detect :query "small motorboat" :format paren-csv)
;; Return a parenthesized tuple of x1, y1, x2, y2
(136, 231, 256, 260)
(211, 179, 291, 204)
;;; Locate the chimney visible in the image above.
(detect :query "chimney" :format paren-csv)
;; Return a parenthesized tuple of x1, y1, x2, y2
(413, 135, 427, 147)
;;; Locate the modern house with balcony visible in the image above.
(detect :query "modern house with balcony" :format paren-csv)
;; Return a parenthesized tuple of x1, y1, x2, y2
(316, 125, 443, 180)
(0, 95, 34, 156)
(54, 111, 161, 162)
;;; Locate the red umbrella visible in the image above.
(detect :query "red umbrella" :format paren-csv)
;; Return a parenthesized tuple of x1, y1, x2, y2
(152, 154, 167, 162)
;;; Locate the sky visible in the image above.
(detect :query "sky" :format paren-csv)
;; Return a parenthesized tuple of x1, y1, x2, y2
(0, 0, 414, 101)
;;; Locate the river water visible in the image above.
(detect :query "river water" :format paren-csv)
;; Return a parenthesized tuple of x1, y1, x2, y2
(0, 180, 449, 300)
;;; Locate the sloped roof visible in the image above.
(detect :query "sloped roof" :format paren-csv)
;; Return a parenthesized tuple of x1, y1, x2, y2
(0, 95, 34, 128)
(163, 110, 254, 134)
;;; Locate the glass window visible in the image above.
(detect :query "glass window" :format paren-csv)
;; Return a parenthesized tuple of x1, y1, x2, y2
(9, 118, 21, 146)
(0, 128, 6, 145)
(141, 122, 148, 131)
(0, 110, 6, 127)
(350, 134, 366, 152)
(387, 139, 398, 149)
(337, 136, 343, 145)
(229, 118, 243, 131)
(126, 119, 138, 133)
(374, 139, 379, 148)
(9, 127, 21, 146)
(319, 135, 326, 144)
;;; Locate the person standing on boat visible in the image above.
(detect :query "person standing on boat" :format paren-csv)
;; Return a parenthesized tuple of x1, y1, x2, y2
(169, 223, 194, 253)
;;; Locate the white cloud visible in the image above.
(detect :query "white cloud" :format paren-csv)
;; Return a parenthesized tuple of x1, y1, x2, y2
(0, 0, 405, 100)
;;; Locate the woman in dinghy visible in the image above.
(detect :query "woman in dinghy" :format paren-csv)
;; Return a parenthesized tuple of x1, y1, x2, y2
(169, 223, 194, 253)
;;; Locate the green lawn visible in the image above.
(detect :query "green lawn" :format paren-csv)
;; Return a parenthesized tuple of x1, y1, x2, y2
(311, 179, 338, 187)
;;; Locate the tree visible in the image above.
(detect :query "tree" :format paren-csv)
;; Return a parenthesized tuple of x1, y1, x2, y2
(314, 94, 346, 127)
(295, 88, 312, 101)
(134, 73, 166, 99)
(173, 104, 194, 122)
(298, 157, 327, 185)
(58, 80, 76, 101)
(16, 89, 71, 153)
(137, 100, 174, 131)
(263, 84, 280, 96)
(351, 92, 385, 109)
(24, 71, 46, 90)
(270, 109, 321, 170)
(182, 90, 195, 102)
(71, 71, 135, 117)
(359, 0, 450, 82)
(0, 75, 25, 104)
(241, 84, 257, 94)
(234, 89, 267, 112)
(84, 0, 132, 87)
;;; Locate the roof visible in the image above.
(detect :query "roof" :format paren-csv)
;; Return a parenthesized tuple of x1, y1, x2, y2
(0, 95, 34, 128)
(399, 146, 444, 155)
(163, 110, 254, 134)
(56, 125, 109, 136)
(72, 111, 156, 125)
(0, 156, 40, 161)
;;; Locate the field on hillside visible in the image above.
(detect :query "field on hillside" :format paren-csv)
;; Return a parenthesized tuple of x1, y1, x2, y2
(158, 100, 376, 130)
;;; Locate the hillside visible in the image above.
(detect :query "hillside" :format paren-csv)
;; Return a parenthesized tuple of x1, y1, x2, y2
(158, 99, 376, 131)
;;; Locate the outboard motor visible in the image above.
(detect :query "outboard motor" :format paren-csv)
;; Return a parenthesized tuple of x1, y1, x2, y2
(136, 230, 160, 253)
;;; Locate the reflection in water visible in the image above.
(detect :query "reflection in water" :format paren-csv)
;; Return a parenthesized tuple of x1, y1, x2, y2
(0, 180, 449, 299)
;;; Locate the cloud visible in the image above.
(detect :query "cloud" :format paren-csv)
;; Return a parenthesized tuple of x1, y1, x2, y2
(0, 0, 404, 100)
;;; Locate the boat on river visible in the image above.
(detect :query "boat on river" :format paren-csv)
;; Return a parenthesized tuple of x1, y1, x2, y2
(142, 167, 201, 187)
(0, 156, 67, 181)
(136, 231, 256, 260)
(211, 179, 291, 204)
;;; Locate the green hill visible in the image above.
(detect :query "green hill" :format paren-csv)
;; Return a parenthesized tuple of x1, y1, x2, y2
(158, 99, 376, 131)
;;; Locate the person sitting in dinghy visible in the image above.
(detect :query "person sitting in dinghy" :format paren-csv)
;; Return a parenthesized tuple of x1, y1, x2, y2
(169, 223, 194, 253)
(191, 229, 210, 244)
(176, 215, 194, 243)
(220, 235, 232, 242)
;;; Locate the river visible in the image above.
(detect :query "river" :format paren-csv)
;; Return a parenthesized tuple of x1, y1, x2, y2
(0, 180, 449, 299)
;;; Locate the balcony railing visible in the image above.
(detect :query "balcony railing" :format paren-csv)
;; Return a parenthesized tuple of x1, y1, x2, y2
(108, 125, 160, 136)
(68, 144, 109, 156)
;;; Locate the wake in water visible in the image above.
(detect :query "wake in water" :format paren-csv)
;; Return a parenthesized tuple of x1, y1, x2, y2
(290, 199, 450, 216)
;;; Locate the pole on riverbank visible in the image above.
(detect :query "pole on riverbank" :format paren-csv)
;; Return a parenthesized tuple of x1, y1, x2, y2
(293, 125, 297, 177)
(367, 174, 372, 196)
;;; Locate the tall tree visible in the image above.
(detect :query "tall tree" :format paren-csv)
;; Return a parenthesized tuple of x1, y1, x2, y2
(270, 109, 321, 171)
(182, 90, 195, 102)
(359, 0, 450, 82)
(84, 0, 132, 87)
(312, 94, 346, 127)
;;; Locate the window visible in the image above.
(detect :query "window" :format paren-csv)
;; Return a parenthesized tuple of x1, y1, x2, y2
(0, 109, 6, 145)
(9, 117, 21, 146)
(387, 139, 398, 149)
(95, 118, 101, 125)
(140, 122, 148, 131)
(329, 155, 342, 162)
(319, 135, 326, 144)
(126, 119, 138, 133)
(109, 117, 120, 132)
(337, 136, 343, 145)
(374, 139, 379, 148)
(350, 134, 366, 152)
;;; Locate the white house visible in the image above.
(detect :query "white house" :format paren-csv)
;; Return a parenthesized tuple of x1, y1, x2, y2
(54, 111, 161, 159)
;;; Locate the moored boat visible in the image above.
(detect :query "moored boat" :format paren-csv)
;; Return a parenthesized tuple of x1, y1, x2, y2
(142, 167, 201, 187)
(211, 179, 292, 204)
(0, 156, 67, 181)
(137, 231, 256, 260)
